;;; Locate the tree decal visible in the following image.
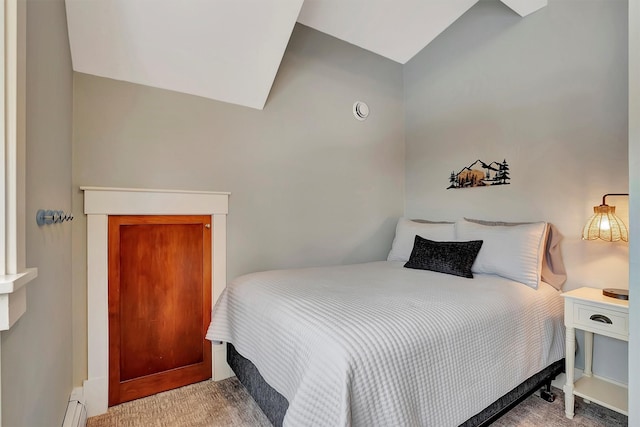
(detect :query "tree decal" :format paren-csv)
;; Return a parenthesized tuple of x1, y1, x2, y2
(447, 159, 511, 189)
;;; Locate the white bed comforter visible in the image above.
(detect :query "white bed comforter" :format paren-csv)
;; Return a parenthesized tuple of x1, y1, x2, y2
(206, 261, 564, 427)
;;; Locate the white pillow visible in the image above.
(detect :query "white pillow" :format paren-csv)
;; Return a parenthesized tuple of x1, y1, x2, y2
(454, 219, 547, 289)
(387, 218, 456, 262)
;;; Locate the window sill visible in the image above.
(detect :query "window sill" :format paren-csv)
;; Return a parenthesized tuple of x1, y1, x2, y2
(0, 268, 38, 330)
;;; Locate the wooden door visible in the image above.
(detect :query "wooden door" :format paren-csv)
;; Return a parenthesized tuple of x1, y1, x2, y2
(108, 215, 212, 406)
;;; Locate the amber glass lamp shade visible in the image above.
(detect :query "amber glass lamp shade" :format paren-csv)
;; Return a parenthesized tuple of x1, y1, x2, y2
(582, 205, 629, 242)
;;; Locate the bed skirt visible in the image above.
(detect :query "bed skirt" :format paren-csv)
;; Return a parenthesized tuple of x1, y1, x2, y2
(227, 343, 564, 427)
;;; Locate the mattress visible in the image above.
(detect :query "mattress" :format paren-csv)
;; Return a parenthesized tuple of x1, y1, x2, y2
(207, 261, 565, 427)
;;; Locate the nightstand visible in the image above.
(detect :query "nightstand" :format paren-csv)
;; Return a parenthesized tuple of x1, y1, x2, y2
(562, 287, 629, 419)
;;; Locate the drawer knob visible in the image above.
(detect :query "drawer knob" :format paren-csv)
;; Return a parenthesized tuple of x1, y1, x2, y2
(590, 314, 612, 324)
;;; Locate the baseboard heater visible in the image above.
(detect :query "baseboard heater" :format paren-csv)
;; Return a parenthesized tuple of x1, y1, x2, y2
(61, 387, 87, 427)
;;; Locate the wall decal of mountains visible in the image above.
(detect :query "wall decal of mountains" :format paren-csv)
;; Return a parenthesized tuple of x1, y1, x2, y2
(447, 159, 510, 189)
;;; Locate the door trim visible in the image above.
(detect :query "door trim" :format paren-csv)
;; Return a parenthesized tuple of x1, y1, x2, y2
(81, 187, 232, 417)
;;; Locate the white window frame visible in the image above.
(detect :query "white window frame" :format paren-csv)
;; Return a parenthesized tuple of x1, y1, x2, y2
(0, 0, 37, 328)
(1, 1, 37, 425)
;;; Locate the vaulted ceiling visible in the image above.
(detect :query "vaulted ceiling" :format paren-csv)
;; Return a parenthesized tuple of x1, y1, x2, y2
(65, 0, 546, 110)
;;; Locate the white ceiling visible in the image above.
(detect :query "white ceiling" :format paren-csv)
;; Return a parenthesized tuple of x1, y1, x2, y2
(297, 0, 480, 64)
(65, 0, 546, 110)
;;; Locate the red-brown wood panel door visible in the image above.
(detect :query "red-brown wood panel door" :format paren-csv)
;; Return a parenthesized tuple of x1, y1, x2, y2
(108, 215, 212, 406)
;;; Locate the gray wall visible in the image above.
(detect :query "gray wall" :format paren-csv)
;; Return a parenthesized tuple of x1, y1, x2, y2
(404, 0, 628, 382)
(1, 0, 73, 426)
(628, 0, 639, 423)
(71, 23, 405, 384)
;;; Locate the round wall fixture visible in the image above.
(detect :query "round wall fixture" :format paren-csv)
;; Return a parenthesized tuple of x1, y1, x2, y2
(353, 101, 369, 121)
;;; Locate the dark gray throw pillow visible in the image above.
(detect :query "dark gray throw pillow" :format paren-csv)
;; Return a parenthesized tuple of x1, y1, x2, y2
(404, 236, 483, 279)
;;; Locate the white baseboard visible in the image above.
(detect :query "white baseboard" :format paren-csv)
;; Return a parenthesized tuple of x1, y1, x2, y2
(83, 376, 108, 417)
(61, 387, 87, 427)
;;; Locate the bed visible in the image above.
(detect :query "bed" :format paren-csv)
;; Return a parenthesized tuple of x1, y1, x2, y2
(206, 218, 566, 426)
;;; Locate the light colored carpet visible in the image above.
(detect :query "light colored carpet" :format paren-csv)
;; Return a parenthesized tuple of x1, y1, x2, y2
(87, 378, 271, 427)
(87, 379, 627, 427)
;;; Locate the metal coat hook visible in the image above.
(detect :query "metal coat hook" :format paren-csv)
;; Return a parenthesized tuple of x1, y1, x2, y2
(36, 209, 74, 226)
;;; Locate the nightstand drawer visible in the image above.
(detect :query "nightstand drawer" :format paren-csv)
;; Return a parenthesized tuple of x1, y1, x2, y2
(572, 302, 628, 337)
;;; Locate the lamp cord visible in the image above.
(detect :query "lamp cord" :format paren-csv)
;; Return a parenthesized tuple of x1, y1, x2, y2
(602, 193, 629, 205)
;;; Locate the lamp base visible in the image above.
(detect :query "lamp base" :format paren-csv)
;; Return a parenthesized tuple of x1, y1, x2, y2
(602, 288, 629, 300)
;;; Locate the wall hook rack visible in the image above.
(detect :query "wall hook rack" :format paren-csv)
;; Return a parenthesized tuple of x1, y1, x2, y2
(36, 209, 73, 226)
